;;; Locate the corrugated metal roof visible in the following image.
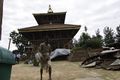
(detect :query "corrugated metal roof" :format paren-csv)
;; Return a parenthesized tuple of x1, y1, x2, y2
(0, 47, 16, 64)
(18, 24, 80, 32)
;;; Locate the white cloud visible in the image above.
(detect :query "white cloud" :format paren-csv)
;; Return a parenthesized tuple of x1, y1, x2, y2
(0, 0, 120, 51)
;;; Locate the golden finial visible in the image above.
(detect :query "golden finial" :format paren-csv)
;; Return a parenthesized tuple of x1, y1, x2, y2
(48, 5, 53, 13)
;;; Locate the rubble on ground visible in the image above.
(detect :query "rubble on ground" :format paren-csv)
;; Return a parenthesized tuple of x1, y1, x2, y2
(81, 48, 120, 70)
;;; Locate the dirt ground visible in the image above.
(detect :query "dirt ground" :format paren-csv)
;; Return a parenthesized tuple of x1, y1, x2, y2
(11, 61, 120, 80)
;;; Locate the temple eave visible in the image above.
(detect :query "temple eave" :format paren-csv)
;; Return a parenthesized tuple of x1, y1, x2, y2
(19, 27, 80, 33)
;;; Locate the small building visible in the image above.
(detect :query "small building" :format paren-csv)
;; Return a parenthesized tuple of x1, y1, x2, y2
(18, 5, 81, 50)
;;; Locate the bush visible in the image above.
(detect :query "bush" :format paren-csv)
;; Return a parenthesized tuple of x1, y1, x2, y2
(86, 38, 102, 49)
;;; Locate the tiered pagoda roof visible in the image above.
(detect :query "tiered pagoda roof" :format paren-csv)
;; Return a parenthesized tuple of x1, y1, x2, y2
(18, 5, 81, 49)
(33, 12, 66, 25)
(18, 24, 80, 32)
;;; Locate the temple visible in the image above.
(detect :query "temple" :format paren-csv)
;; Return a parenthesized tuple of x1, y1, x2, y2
(18, 5, 81, 50)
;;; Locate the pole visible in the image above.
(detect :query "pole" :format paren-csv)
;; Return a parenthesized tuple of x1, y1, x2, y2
(0, 0, 4, 40)
(8, 38, 11, 50)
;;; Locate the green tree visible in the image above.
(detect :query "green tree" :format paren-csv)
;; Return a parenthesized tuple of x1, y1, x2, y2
(78, 32, 91, 48)
(74, 27, 103, 49)
(116, 25, 120, 42)
(103, 27, 115, 46)
(77, 26, 91, 48)
(95, 29, 102, 39)
(10, 31, 30, 54)
(90, 29, 103, 48)
(73, 38, 79, 47)
(84, 26, 87, 32)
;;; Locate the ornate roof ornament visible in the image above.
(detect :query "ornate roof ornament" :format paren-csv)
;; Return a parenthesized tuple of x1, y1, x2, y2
(48, 5, 53, 13)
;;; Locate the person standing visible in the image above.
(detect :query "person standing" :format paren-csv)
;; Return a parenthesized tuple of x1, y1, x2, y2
(36, 40, 52, 80)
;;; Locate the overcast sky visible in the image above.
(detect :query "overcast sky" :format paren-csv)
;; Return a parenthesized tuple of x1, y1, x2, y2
(0, 0, 120, 51)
